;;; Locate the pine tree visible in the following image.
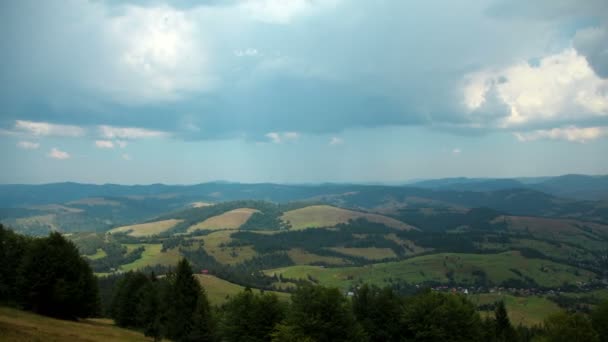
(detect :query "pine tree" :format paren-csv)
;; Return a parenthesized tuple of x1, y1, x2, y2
(164, 258, 205, 342)
(494, 300, 515, 341)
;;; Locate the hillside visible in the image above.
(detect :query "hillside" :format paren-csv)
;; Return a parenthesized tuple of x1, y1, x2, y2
(195, 274, 289, 305)
(0, 307, 155, 342)
(281, 205, 413, 230)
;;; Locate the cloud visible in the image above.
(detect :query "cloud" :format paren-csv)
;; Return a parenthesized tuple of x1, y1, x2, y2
(2, 0, 605, 141)
(452, 148, 462, 155)
(234, 48, 259, 57)
(17, 141, 40, 149)
(14, 120, 85, 137)
(238, 0, 340, 24)
(329, 137, 343, 145)
(121, 153, 132, 160)
(574, 25, 608, 79)
(48, 147, 70, 160)
(514, 126, 608, 143)
(265, 131, 300, 143)
(463, 49, 608, 129)
(116, 140, 128, 148)
(95, 140, 115, 148)
(98, 125, 168, 139)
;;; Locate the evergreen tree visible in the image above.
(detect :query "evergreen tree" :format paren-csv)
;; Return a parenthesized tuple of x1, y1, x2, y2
(17, 232, 99, 319)
(219, 288, 285, 342)
(164, 258, 211, 342)
(274, 284, 365, 342)
(139, 280, 162, 341)
(0, 225, 31, 305)
(494, 300, 516, 341)
(592, 300, 608, 342)
(543, 311, 599, 342)
(401, 290, 483, 342)
(111, 271, 150, 327)
(352, 284, 404, 341)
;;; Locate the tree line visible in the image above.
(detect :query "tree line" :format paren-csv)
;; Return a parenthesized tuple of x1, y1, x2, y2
(0, 224, 99, 319)
(111, 261, 608, 342)
(2, 224, 607, 341)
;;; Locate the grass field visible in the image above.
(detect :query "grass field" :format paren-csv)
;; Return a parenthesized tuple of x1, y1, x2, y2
(85, 248, 107, 260)
(120, 244, 181, 271)
(471, 293, 561, 326)
(109, 219, 183, 237)
(265, 251, 596, 290)
(195, 274, 290, 306)
(201, 230, 258, 265)
(287, 248, 350, 265)
(187, 208, 259, 233)
(0, 307, 155, 342)
(281, 205, 414, 230)
(329, 247, 397, 260)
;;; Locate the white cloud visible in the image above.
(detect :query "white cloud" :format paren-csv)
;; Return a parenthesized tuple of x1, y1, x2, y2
(17, 141, 40, 149)
(98, 125, 168, 139)
(234, 48, 259, 57)
(265, 131, 300, 143)
(98, 5, 212, 104)
(116, 140, 128, 148)
(463, 49, 608, 129)
(95, 140, 115, 148)
(121, 153, 132, 161)
(329, 136, 343, 145)
(514, 126, 608, 143)
(452, 148, 462, 155)
(14, 120, 85, 137)
(48, 148, 70, 160)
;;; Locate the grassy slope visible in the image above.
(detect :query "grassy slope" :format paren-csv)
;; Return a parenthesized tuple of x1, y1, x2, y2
(85, 248, 108, 260)
(471, 293, 561, 326)
(265, 251, 596, 290)
(201, 230, 257, 265)
(195, 274, 290, 306)
(109, 219, 183, 237)
(187, 208, 259, 233)
(120, 244, 181, 271)
(281, 205, 414, 230)
(329, 247, 397, 260)
(0, 307, 154, 342)
(287, 248, 350, 265)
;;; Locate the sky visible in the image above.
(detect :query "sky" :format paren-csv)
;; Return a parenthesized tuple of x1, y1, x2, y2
(1, 0, 608, 184)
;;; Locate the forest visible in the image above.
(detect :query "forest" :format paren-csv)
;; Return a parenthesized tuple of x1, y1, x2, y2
(1, 225, 607, 342)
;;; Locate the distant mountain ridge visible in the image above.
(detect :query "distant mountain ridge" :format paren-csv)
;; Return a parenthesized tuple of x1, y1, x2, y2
(410, 174, 608, 200)
(1, 174, 606, 208)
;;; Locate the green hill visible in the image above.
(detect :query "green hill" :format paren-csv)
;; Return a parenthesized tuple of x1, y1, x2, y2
(0, 307, 156, 342)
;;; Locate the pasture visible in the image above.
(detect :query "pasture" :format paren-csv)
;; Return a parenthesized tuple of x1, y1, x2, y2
(187, 208, 258, 233)
(265, 251, 596, 290)
(195, 274, 290, 305)
(109, 219, 183, 237)
(281, 205, 414, 230)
